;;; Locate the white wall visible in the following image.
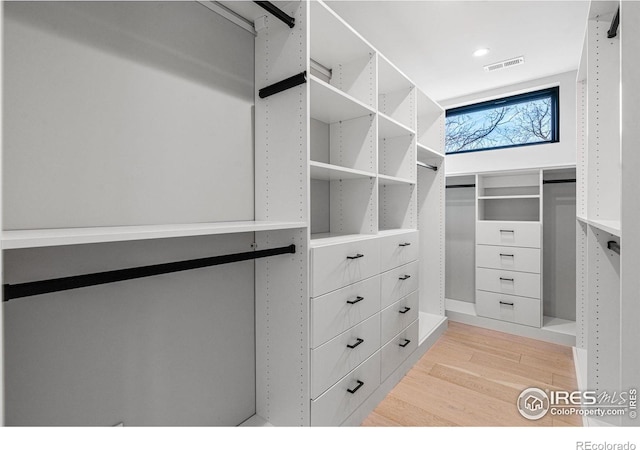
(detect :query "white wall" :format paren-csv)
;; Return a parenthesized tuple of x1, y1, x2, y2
(3, 1, 255, 228)
(442, 71, 577, 175)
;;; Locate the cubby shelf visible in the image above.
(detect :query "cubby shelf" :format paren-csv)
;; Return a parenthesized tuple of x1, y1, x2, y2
(378, 112, 415, 138)
(309, 232, 377, 247)
(310, 75, 375, 123)
(417, 143, 444, 159)
(1, 221, 307, 250)
(478, 195, 540, 200)
(310, 161, 376, 181)
(587, 218, 621, 237)
(378, 174, 415, 186)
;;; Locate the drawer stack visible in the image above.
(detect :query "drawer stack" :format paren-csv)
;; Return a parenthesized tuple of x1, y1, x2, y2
(475, 221, 542, 328)
(309, 231, 419, 426)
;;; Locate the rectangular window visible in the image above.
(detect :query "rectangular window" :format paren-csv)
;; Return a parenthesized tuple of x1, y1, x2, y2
(445, 86, 559, 154)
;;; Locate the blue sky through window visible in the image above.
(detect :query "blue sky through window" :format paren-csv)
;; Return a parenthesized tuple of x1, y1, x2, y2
(445, 87, 559, 154)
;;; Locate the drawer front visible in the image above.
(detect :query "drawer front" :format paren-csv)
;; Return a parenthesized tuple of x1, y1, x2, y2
(476, 267, 541, 299)
(311, 352, 381, 426)
(311, 237, 380, 297)
(476, 221, 541, 248)
(311, 276, 381, 348)
(476, 290, 542, 327)
(380, 261, 419, 309)
(476, 245, 541, 274)
(381, 320, 419, 382)
(380, 291, 419, 344)
(379, 231, 419, 272)
(311, 313, 380, 399)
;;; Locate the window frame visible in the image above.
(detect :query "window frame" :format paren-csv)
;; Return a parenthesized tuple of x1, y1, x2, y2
(445, 86, 560, 154)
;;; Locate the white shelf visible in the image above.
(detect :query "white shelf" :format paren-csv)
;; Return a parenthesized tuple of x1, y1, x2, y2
(542, 316, 577, 336)
(577, 215, 589, 224)
(2, 221, 307, 250)
(378, 112, 414, 138)
(310, 161, 375, 181)
(377, 228, 418, 237)
(587, 218, 621, 237)
(417, 143, 444, 159)
(478, 195, 540, 200)
(310, 232, 377, 247)
(378, 54, 414, 94)
(378, 174, 415, 186)
(309, 75, 375, 124)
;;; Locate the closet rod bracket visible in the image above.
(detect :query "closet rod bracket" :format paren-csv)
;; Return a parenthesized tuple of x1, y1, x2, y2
(254, 1, 295, 28)
(259, 71, 307, 99)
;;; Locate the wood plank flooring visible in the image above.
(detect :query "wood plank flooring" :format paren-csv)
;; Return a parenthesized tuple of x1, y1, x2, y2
(362, 321, 581, 427)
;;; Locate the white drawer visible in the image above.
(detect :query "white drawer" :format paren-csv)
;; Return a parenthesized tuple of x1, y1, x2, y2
(311, 313, 380, 399)
(311, 276, 381, 348)
(380, 291, 419, 344)
(476, 290, 542, 327)
(311, 237, 380, 297)
(476, 245, 541, 274)
(476, 267, 541, 299)
(381, 320, 418, 382)
(476, 221, 541, 248)
(311, 352, 381, 426)
(380, 261, 419, 309)
(379, 230, 419, 272)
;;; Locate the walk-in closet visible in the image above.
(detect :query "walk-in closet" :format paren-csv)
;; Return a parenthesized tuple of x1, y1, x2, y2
(1, 0, 638, 439)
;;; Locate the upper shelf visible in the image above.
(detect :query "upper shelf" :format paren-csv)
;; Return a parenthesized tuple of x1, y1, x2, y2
(378, 174, 415, 186)
(378, 112, 414, 138)
(417, 143, 444, 159)
(2, 221, 307, 250)
(310, 75, 375, 124)
(310, 161, 376, 181)
(587, 218, 621, 237)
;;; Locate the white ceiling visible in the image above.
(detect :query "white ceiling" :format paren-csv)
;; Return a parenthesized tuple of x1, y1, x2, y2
(323, 1, 590, 102)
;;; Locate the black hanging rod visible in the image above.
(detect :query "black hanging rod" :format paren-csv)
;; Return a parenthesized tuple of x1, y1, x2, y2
(259, 71, 307, 99)
(3, 244, 296, 302)
(608, 7, 620, 38)
(607, 241, 620, 255)
(254, 1, 295, 28)
(543, 179, 577, 184)
(417, 161, 438, 171)
(446, 184, 476, 189)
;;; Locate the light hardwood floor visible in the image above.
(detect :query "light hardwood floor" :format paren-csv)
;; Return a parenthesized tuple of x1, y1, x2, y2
(362, 321, 581, 427)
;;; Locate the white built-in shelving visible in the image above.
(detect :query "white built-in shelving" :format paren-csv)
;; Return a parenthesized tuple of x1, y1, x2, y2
(574, 0, 639, 427)
(1, 221, 307, 250)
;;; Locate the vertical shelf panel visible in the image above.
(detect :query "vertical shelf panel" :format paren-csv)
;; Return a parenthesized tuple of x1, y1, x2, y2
(620, 0, 640, 426)
(254, 1, 309, 426)
(586, 13, 621, 223)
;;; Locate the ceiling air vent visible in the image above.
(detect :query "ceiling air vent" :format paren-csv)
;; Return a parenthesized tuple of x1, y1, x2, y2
(484, 56, 525, 72)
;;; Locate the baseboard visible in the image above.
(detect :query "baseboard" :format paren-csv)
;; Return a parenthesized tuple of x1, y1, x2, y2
(446, 298, 575, 346)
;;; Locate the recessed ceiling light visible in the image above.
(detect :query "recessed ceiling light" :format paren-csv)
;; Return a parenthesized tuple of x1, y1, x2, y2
(473, 48, 490, 57)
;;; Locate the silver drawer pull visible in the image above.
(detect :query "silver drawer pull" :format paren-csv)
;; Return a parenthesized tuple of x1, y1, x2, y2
(346, 296, 364, 305)
(347, 254, 364, 260)
(347, 338, 364, 349)
(499, 277, 514, 282)
(499, 301, 515, 306)
(347, 380, 364, 394)
(500, 229, 515, 233)
(399, 275, 411, 281)
(399, 338, 411, 348)
(499, 253, 514, 257)
(399, 242, 411, 247)
(399, 306, 411, 314)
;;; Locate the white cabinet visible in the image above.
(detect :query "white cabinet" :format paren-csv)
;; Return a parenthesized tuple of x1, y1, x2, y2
(475, 171, 543, 327)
